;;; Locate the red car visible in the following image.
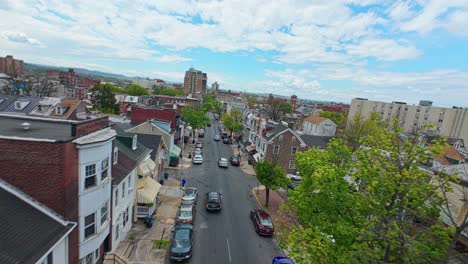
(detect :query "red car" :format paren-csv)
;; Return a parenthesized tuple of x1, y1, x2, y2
(250, 209, 274, 236)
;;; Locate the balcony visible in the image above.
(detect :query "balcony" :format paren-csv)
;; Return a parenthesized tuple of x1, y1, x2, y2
(136, 201, 157, 218)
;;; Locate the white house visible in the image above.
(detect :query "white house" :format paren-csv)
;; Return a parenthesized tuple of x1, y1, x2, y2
(111, 148, 137, 251)
(74, 127, 116, 264)
(301, 115, 336, 137)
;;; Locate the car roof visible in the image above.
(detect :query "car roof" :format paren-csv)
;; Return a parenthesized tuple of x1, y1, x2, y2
(175, 223, 193, 230)
(180, 205, 193, 210)
(255, 209, 271, 219)
(220, 158, 227, 161)
(194, 154, 203, 158)
(208, 192, 220, 198)
(185, 187, 197, 193)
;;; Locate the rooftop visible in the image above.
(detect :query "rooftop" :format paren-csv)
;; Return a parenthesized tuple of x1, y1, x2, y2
(303, 115, 329, 124)
(0, 115, 73, 141)
(0, 180, 75, 264)
(112, 150, 137, 184)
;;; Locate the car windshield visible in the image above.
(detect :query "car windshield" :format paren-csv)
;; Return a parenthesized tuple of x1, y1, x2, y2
(260, 218, 273, 227)
(184, 189, 195, 198)
(220, 158, 227, 162)
(232, 157, 239, 161)
(179, 211, 192, 218)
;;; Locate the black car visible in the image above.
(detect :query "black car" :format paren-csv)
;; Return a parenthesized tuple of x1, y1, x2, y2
(170, 224, 193, 262)
(205, 192, 222, 211)
(230, 156, 240, 166)
(223, 137, 230, 144)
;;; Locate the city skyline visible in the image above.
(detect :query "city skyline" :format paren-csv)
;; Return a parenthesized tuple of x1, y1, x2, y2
(1, 1, 468, 106)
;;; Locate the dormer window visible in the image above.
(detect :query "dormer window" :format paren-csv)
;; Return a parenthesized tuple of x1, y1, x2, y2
(132, 135, 137, 150)
(56, 106, 64, 115)
(113, 147, 118, 165)
(37, 105, 43, 112)
(14, 100, 30, 110)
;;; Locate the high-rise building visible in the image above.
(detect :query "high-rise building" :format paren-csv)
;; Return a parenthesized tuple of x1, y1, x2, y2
(0, 55, 24, 76)
(290, 95, 297, 110)
(183, 67, 207, 98)
(348, 98, 468, 144)
(211, 82, 219, 92)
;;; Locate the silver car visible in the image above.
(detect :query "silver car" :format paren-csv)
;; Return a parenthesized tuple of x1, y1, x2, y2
(218, 158, 229, 168)
(214, 134, 221, 141)
(182, 187, 198, 205)
(192, 154, 203, 164)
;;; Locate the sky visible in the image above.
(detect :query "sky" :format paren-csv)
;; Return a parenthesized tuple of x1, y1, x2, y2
(1, 0, 468, 106)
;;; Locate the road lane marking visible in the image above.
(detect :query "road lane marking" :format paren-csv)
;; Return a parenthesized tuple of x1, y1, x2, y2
(226, 237, 232, 263)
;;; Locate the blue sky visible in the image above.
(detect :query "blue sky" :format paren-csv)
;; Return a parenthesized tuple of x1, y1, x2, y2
(1, 0, 468, 106)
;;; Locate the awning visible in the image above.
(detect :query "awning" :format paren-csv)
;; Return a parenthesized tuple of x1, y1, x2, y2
(145, 159, 156, 172)
(137, 177, 161, 204)
(253, 153, 262, 162)
(170, 145, 182, 158)
(137, 162, 150, 177)
(246, 145, 256, 153)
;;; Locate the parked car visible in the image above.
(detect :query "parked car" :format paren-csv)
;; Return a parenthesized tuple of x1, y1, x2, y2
(286, 172, 301, 181)
(192, 154, 203, 164)
(230, 156, 240, 166)
(177, 205, 195, 224)
(214, 134, 221, 141)
(272, 257, 296, 264)
(197, 129, 205, 138)
(218, 158, 229, 168)
(169, 224, 193, 262)
(194, 148, 202, 156)
(223, 137, 230, 144)
(207, 123, 211, 127)
(195, 142, 203, 148)
(250, 209, 274, 236)
(182, 187, 198, 205)
(248, 155, 255, 165)
(205, 192, 222, 211)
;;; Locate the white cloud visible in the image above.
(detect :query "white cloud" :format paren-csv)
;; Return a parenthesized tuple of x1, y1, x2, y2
(346, 39, 421, 61)
(154, 55, 192, 63)
(2, 31, 44, 46)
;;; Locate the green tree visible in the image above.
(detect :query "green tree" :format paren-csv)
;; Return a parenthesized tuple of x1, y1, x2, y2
(285, 121, 453, 263)
(247, 96, 257, 109)
(279, 102, 292, 115)
(221, 108, 243, 136)
(88, 83, 117, 114)
(181, 104, 209, 138)
(124, 84, 149, 96)
(319, 111, 347, 128)
(255, 161, 288, 208)
(153, 87, 185, 96)
(343, 112, 383, 152)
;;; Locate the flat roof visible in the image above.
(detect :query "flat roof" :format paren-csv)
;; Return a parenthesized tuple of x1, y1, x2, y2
(0, 115, 73, 141)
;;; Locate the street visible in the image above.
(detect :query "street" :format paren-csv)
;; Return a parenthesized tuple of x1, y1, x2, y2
(168, 113, 282, 264)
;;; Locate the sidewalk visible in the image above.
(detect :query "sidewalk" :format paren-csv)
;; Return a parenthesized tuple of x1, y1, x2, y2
(113, 179, 183, 264)
(231, 144, 256, 176)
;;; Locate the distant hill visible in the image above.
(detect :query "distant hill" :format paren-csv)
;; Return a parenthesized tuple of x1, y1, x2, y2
(24, 63, 131, 80)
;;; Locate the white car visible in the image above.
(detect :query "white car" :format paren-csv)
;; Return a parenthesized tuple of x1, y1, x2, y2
(194, 148, 202, 156)
(182, 187, 198, 205)
(286, 172, 302, 181)
(193, 154, 203, 164)
(218, 158, 229, 168)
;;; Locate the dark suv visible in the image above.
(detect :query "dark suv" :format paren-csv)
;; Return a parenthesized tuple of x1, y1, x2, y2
(205, 192, 222, 211)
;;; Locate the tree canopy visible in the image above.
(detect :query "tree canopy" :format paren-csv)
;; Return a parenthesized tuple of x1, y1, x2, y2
(152, 87, 186, 96)
(255, 161, 288, 208)
(221, 108, 243, 135)
(319, 111, 347, 128)
(123, 84, 149, 96)
(181, 104, 209, 132)
(283, 118, 454, 263)
(88, 83, 117, 114)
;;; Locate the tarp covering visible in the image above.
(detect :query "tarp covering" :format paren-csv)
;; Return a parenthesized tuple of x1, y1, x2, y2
(246, 145, 256, 153)
(145, 159, 156, 172)
(137, 162, 150, 177)
(137, 177, 161, 204)
(170, 145, 182, 158)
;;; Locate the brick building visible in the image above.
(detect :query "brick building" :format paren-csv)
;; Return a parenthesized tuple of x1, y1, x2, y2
(0, 55, 24, 75)
(47, 69, 98, 99)
(183, 67, 207, 98)
(0, 114, 115, 264)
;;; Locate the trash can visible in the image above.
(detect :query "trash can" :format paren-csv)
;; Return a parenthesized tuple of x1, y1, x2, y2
(145, 216, 154, 228)
(164, 172, 169, 180)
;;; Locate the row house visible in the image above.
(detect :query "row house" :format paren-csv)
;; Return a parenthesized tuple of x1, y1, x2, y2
(0, 114, 114, 264)
(301, 115, 337, 137)
(0, 180, 76, 263)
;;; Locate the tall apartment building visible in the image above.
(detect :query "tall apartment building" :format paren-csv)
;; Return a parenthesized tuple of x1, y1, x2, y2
(211, 82, 219, 92)
(183, 67, 207, 98)
(348, 98, 468, 144)
(0, 55, 24, 76)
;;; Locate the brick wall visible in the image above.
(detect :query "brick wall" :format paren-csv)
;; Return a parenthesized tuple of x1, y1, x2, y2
(130, 106, 177, 128)
(0, 139, 80, 263)
(264, 130, 306, 173)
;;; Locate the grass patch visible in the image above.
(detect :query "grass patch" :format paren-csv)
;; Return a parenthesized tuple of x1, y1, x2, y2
(152, 239, 169, 249)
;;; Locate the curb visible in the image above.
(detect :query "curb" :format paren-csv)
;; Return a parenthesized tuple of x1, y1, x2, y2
(251, 187, 263, 210)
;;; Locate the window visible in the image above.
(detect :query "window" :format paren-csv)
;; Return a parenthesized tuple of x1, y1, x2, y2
(115, 189, 119, 207)
(273, 145, 280, 154)
(291, 147, 298, 155)
(84, 213, 96, 239)
(289, 160, 296, 169)
(101, 158, 109, 181)
(85, 164, 97, 189)
(115, 223, 120, 240)
(100, 202, 109, 226)
(80, 252, 93, 264)
(132, 135, 137, 150)
(291, 137, 296, 142)
(122, 182, 126, 199)
(279, 135, 283, 141)
(123, 207, 129, 227)
(113, 148, 118, 165)
(95, 248, 100, 262)
(128, 177, 132, 190)
(42, 253, 53, 264)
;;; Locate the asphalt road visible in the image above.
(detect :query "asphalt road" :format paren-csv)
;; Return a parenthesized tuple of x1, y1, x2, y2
(169, 113, 282, 264)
